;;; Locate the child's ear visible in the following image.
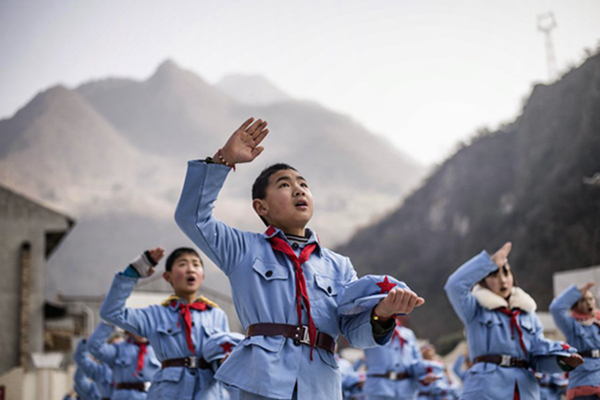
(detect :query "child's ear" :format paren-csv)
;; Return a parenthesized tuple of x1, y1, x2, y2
(163, 271, 172, 284)
(252, 198, 268, 217)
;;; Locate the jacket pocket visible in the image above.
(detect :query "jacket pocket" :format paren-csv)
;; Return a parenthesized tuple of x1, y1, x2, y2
(252, 258, 289, 281)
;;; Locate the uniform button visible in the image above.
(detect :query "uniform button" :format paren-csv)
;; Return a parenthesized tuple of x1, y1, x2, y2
(190, 370, 196, 376)
(327, 286, 332, 294)
(167, 329, 172, 333)
(139, 372, 144, 377)
(292, 242, 299, 250)
(293, 339, 301, 346)
(192, 322, 195, 326)
(395, 363, 400, 367)
(265, 270, 273, 278)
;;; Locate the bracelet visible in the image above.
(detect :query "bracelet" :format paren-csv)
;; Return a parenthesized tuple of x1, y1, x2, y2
(372, 308, 393, 322)
(217, 149, 236, 171)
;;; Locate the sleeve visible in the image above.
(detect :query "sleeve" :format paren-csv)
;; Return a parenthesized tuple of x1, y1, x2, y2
(74, 367, 99, 400)
(452, 355, 466, 381)
(99, 272, 154, 338)
(73, 339, 104, 381)
(549, 285, 581, 339)
(444, 251, 498, 323)
(87, 322, 117, 366)
(174, 160, 255, 275)
(529, 313, 577, 373)
(338, 257, 394, 348)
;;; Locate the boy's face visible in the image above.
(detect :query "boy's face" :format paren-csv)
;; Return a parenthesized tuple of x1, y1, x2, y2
(253, 169, 314, 234)
(163, 253, 205, 297)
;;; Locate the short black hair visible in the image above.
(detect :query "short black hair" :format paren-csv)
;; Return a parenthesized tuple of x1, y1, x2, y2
(252, 163, 297, 226)
(165, 247, 203, 272)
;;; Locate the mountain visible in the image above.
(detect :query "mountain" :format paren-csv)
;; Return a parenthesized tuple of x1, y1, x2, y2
(0, 60, 425, 301)
(216, 74, 291, 105)
(336, 52, 600, 352)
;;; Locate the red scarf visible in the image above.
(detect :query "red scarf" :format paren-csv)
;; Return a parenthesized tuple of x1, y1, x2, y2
(177, 301, 208, 352)
(571, 309, 600, 327)
(392, 320, 405, 350)
(129, 340, 147, 377)
(268, 232, 318, 360)
(497, 307, 527, 355)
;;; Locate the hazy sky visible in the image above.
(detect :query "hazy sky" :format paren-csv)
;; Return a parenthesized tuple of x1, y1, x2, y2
(1, 0, 599, 164)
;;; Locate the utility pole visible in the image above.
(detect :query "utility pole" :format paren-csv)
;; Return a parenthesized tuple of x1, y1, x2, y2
(537, 12, 558, 81)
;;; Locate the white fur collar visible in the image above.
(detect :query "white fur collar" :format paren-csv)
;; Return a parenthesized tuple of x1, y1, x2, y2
(472, 285, 537, 313)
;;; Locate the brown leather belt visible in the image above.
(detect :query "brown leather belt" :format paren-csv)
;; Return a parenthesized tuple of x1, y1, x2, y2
(115, 382, 147, 391)
(368, 371, 410, 380)
(474, 355, 530, 368)
(581, 349, 600, 358)
(246, 323, 335, 354)
(161, 356, 211, 369)
(419, 390, 447, 396)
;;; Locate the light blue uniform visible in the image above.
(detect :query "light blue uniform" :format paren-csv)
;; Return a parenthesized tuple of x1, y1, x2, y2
(175, 161, 394, 399)
(549, 285, 600, 396)
(452, 355, 467, 382)
(338, 356, 365, 400)
(416, 360, 459, 400)
(536, 373, 568, 400)
(100, 272, 230, 400)
(73, 339, 113, 399)
(73, 367, 101, 400)
(364, 325, 424, 400)
(444, 251, 574, 400)
(87, 322, 160, 400)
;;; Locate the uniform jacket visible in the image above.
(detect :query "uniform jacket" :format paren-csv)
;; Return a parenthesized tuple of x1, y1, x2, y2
(73, 339, 113, 399)
(100, 273, 229, 400)
(87, 322, 160, 400)
(416, 360, 459, 400)
(364, 325, 424, 399)
(444, 251, 574, 400)
(174, 160, 393, 399)
(549, 285, 600, 394)
(73, 367, 100, 400)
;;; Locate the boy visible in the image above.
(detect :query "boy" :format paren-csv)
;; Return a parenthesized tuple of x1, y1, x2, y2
(73, 338, 113, 400)
(87, 322, 160, 400)
(99, 247, 230, 400)
(174, 118, 425, 399)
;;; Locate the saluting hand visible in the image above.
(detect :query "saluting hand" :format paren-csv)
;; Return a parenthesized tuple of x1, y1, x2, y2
(580, 281, 595, 294)
(374, 287, 425, 318)
(216, 118, 270, 165)
(146, 247, 166, 278)
(491, 242, 512, 269)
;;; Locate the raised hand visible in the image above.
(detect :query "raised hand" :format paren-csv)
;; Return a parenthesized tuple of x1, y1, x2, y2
(491, 242, 512, 269)
(148, 247, 166, 263)
(374, 287, 425, 318)
(216, 118, 270, 165)
(580, 281, 595, 294)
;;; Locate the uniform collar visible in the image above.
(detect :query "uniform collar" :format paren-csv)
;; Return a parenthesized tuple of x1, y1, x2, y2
(472, 285, 537, 313)
(161, 294, 217, 310)
(263, 225, 322, 255)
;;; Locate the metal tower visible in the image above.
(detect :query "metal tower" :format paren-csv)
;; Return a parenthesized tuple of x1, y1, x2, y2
(537, 12, 558, 81)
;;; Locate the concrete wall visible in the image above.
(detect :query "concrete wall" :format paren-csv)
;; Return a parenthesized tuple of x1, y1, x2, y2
(0, 187, 72, 375)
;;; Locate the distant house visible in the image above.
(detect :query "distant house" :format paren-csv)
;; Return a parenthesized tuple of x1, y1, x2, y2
(0, 184, 74, 399)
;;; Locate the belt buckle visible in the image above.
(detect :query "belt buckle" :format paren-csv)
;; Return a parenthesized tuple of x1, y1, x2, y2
(299, 325, 311, 346)
(185, 356, 198, 369)
(389, 371, 398, 380)
(144, 382, 151, 391)
(500, 355, 512, 367)
(593, 349, 600, 358)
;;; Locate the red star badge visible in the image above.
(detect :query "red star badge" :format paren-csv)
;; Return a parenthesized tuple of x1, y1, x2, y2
(561, 343, 570, 350)
(376, 276, 397, 294)
(220, 342, 234, 353)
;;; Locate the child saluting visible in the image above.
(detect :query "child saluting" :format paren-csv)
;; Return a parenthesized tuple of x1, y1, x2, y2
(175, 118, 425, 400)
(100, 247, 230, 400)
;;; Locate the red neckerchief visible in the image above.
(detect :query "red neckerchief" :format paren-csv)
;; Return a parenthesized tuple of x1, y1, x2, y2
(268, 229, 318, 360)
(497, 307, 527, 355)
(128, 339, 147, 377)
(571, 310, 600, 327)
(392, 320, 405, 350)
(177, 301, 208, 352)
